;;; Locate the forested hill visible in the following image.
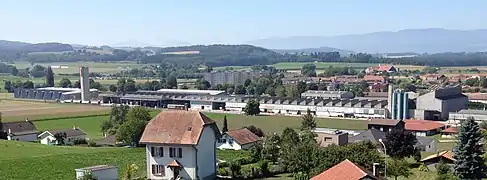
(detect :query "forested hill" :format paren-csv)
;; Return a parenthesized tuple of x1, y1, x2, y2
(0, 40, 73, 52)
(142, 44, 282, 66)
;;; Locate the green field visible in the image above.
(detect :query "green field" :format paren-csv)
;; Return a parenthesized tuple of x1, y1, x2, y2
(11, 61, 147, 74)
(0, 140, 147, 180)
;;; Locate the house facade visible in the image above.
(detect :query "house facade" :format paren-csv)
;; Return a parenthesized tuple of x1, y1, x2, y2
(140, 110, 220, 180)
(38, 127, 87, 145)
(2, 120, 38, 142)
(217, 128, 261, 150)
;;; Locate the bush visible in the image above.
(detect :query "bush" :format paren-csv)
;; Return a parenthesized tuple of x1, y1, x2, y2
(218, 161, 229, 168)
(258, 160, 269, 176)
(269, 164, 286, 175)
(229, 161, 242, 177)
(73, 138, 88, 145)
(217, 167, 229, 176)
(235, 156, 255, 165)
(88, 141, 97, 147)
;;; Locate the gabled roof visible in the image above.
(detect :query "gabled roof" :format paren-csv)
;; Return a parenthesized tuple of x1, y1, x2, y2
(416, 136, 435, 146)
(225, 128, 262, 145)
(363, 75, 385, 82)
(140, 110, 220, 145)
(168, 160, 182, 167)
(349, 129, 385, 143)
(441, 127, 458, 134)
(311, 159, 384, 180)
(2, 121, 37, 134)
(38, 128, 87, 138)
(420, 151, 455, 162)
(405, 120, 445, 132)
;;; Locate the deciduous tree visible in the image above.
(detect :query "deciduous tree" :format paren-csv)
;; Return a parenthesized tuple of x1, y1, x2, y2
(244, 99, 260, 116)
(385, 129, 417, 159)
(59, 78, 72, 88)
(387, 158, 412, 180)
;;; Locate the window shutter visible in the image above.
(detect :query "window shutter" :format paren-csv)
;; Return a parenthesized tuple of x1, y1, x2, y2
(151, 164, 155, 174)
(159, 147, 163, 157)
(178, 148, 182, 158)
(150, 147, 155, 157)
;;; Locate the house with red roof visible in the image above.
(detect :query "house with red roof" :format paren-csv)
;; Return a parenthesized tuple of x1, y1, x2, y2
(420, 151, 455, 171)
(365, 65, 397, 74)
(363, 75, 386, 83)
(405, 120, 446, 136)
(139, 110, 221, 180)
(217, 128, 262, 150)
(440, 127, 458, 138)
(311, 159, 384, 180)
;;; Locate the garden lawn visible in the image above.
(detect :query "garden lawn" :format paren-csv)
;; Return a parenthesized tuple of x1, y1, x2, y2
(34, 115, 110, 140)
(204, 113, 367, 133)
(0, 140, 146, 180)
(216, 149, 250, 162)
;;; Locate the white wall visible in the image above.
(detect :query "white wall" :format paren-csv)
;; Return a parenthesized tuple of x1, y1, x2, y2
(76, 168, 118, 180)
(217, 135, 242, 150)
(145, 144, 196, 180)
(39, 134, 86, 145)
(196, 126, 217, 180)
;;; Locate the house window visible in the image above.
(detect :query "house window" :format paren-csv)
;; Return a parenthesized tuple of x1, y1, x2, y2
(159, 147, 164, 157)
(169, 147, 183, 158)
(151, 147, 155, 157)
(151, 164, 165, 176)
(229, 139, 233, 144)
(218, 138, 227, 143)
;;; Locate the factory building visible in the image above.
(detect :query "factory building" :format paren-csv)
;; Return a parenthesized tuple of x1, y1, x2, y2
(301, 90, 354, 99)
(414, 86, 468, 120)
(14, 87, 99, 101)
(203, 71, 263, 86)
(98, 89, 388, 118)
(449, 109, 487, 124)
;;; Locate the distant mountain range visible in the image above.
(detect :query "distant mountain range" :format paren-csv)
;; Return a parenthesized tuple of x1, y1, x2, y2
(247, 28, 487, 53)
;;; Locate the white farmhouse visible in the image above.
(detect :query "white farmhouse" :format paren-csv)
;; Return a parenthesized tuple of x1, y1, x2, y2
(1, 119, 39, 142)
(38, 126, 87, 145)
(217, 128, 262, 150)
(139, 110, 220, 180)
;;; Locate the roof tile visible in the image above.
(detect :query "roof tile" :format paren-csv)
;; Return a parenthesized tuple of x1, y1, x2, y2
(311, 159, 384, 180)
(225, 128, 261, 145)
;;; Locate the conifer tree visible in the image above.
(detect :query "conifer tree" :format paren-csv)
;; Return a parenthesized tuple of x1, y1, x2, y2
(454, 117, 486, 179)
(222, 116, 228, 133)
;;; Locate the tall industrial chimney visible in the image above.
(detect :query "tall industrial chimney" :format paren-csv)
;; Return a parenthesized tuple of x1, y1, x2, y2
(80, 66, 90, 102)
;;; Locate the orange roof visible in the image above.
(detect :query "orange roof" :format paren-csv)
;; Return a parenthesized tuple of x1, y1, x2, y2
(364, 75, 385, 82)
(377, 65, 394, 71)
(311, 159, 383, 180)
(167, 160, 182, 167)
(225, 128, 262, 145)
(441, 127, 458, 134)
(465, 93, 487, 100)
(405, 120, 445, 131)
(140, 110, 219, 145)
(420, 151, 455, 162)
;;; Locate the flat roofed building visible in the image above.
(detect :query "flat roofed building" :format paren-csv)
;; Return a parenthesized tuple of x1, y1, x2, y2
(449, 109, 487, 123)
(203, 71, 262, 86)
(301, 90, 354, 99)
(314, 130, 349, 147)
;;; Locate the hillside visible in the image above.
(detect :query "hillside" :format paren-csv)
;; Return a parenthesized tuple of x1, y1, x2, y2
(0, 40, 73, 52)
(142, 44, 282, 66)
(247, 28, 487, 53)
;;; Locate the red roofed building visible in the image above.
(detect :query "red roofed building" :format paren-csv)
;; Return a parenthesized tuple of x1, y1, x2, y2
(311, 159, 384, 180)
(420, 151, 455, 171)
(217, 128, 262, 150)
(365, 65, 397, 74)
(139, 110, 221, 180)
(441, 127, 458, 138)
(405, 120, 446, 136)
(363, 75, 386, 83)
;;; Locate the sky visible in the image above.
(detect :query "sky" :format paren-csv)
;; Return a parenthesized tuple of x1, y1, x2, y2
(0, 0, 486, 46)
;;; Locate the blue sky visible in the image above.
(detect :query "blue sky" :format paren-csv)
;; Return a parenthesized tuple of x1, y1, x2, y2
(0, 0, 486, 46)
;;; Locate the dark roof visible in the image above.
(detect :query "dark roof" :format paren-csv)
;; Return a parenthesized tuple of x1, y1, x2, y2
(416, 136, 435, 146)
(349, 129, 385, 143)
(43, 128, 86, 138)
(436, 94, 467, 100)
(368, 119, 402, 126)
(95, 135, 122, 146)
(140, 110, 220, 145)
(2, 121, 38, 134)
(225, 128, 262, 145)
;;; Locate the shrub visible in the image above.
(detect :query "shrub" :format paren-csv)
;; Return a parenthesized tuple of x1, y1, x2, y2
(418, 163, 428, 172)
(235, 156, 255, 165)
(88, 141, 97, 147)
(218, 161, 229, 168)
(217, 167, 229, 176)
(229, 161, 242, 177)
(258, 160, 269, 176)
(269, 164, 286, 175)
(73, 138, 88, 145)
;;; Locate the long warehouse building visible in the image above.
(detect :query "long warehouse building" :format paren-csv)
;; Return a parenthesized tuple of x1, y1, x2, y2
(99, 89, 388, 118)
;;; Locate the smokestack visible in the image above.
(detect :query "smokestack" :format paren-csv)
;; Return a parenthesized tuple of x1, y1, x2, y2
(80, 66, 91, 102)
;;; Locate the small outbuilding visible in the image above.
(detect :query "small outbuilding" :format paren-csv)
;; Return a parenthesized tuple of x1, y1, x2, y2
(441, 127, 458, 139)
(38, 126, 87, 145)
(75, 165, 118, 180)
(217, 128, 262, 150)
(420, 151, 455, 171)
